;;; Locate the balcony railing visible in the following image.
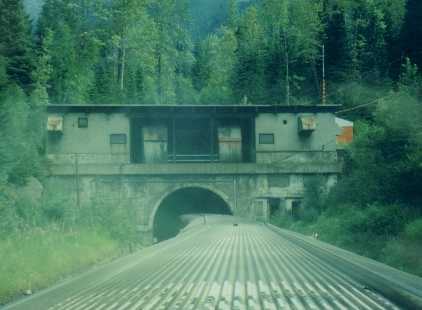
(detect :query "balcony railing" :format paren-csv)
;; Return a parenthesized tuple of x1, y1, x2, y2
(167, 154, 220, 163)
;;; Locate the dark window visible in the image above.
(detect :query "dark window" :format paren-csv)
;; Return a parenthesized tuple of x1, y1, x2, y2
(269, 198, 281, 216)
(110, 134, 127, 145)
(259, 133, 274, 144)
(78, 117, 88, 128)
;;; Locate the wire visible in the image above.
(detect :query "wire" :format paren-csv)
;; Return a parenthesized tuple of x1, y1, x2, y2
(335, 94, 395, 114)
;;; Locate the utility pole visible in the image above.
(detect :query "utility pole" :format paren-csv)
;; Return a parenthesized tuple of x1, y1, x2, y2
(284, 29, 290, 106)
(75, 154, 80, 210)
(322, 44, 327, 105)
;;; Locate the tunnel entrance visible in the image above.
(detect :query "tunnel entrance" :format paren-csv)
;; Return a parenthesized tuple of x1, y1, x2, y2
(153, 187, 232, 242)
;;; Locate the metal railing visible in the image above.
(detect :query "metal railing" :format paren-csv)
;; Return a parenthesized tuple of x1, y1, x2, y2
(167, 154, 220, 163)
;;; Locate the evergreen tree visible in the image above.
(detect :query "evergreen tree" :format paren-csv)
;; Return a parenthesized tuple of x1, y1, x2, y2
(400, 0, 422, 71)
(37, 0, 103, 103)
(0, 0, 34, 92)
(198, 28, 237, 104)
(150, 0, 195, 104)
(324, 4, 350, 81)
(232, 6, 266, 104)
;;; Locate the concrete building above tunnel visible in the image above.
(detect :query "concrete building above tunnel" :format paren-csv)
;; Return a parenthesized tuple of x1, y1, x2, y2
(46, 104, 341, 165)
(45, 104, 343, 244)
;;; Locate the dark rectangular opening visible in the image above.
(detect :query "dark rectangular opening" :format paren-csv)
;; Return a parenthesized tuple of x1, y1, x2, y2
(130, 115, 255, 163)
(292, 200, 302, 220)
(269, 198, 281, 217)
(78, 117, 88, 128)
(172, 118, 213, 155)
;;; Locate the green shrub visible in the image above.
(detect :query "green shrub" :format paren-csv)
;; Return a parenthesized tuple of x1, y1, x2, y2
(383, 238, 422, 277)
(88, 198, 140, 250)
(345, 204, 409, 238)
(403, 218, 422, 242)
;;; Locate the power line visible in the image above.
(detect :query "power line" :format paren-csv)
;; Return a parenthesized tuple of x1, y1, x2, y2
(335, 94, 395, 114)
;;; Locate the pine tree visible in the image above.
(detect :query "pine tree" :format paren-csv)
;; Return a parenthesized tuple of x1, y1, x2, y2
(0, 0, 34, 91)
(324, 4, 350, 81)
(400, 0, 422, 71)
(150, 0, 195, 104)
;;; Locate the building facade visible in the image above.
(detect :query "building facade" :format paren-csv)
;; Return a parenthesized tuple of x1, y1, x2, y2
(46, 104, 342, 243)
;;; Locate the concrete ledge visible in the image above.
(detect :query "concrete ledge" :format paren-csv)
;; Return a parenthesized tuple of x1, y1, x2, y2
(48, 163, 342, 176)
(267, 224, 422, 309)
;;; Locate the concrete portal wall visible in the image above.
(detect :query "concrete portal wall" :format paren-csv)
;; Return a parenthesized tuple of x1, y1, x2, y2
(47, 113, 130, 164)
(255, 113, 341, 164)
(44, 108, 342, 244)
(46, 172, 338, 244)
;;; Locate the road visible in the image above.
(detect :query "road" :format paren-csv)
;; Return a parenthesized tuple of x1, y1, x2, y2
(3, 216, 406, 309)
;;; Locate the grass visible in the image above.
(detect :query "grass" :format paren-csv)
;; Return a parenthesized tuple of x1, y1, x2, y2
(271, 208, 422, 277)
(0, 225, 121, 305)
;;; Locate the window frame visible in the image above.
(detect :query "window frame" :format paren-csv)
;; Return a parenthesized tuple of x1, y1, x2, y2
(258, 133, 275, 145)
(110, 134, 127, 145)
(78, 117, 88, 128)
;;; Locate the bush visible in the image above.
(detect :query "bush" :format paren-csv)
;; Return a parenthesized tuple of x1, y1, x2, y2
(403, 218, 422, 242)
(88, 198, 140, 251)
(382, 219, 422, 276)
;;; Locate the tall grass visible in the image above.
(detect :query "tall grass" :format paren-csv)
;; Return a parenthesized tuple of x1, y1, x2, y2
(271, 206, 422, 277)
(0, 226, 121, 305)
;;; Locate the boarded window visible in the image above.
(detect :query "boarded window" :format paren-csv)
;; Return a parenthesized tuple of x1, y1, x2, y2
(110, 134, 127, 145)
(78, 117, 88, 128)
(259, 133, 274, 144)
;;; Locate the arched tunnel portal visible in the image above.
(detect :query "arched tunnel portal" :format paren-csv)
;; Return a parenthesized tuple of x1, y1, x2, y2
(152, 187, 233, 242)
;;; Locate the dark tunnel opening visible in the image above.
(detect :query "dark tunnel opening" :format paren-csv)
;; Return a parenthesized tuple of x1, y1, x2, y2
(153, 187, 232, 242)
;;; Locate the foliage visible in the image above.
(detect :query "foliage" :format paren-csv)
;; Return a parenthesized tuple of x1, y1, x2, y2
(13, 0, 417, 108)
(0, 182, 142, 303)
(272, 204, 422, 275)
(0, 0, 34, 92)
(0, 86, 43, 185)
(1, 0, 422, 297)
(0, 226, 120, 305)
(271, 83, 422, 276)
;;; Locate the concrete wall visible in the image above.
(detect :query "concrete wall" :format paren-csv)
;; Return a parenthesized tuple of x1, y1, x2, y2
(47, 113, 130, 164)
(46, 111, 341, 166)
(45, 171, 338, 244)
(255, 113, 341, 164)
(45, 110, 342, 244)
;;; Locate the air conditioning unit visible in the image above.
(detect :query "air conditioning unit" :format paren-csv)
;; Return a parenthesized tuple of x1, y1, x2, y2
(47, 115, 63, 132)
(298, 115, 317, 134)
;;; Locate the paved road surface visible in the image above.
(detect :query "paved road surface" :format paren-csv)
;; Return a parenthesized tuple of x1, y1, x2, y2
(4, 216, 402, 309)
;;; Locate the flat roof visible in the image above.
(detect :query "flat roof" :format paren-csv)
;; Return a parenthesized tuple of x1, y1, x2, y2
(47, 104, 340, 114)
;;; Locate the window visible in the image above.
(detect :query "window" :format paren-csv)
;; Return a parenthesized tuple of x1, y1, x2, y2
(110, 134, 127, 145)
(78, 117, 88, 128)
(259, 133, 274, 144)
